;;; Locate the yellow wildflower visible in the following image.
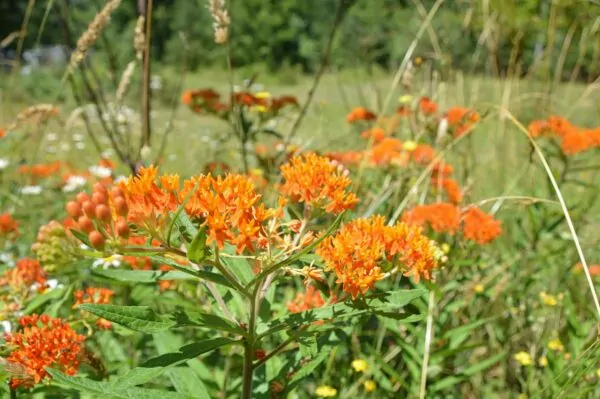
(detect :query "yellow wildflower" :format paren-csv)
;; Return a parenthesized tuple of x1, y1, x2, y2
(351, 359, 368, 373)
(517, 394, 528, 399)
(403, 141, 418, 152)
(596, 368, 600, 378)
(548, 339, 564, 352)
(538, 356, 548, 367)
(474, 284, 484, 294)
(514, 351, 532, 366)
(539, 292, 558, 307)
(315, 385, 337, 397)
(398, 95, 413, 104)
(363, 380, 376, 392)
(441, 243, 450, 254)
(250, 168, 264, 176)
(254, 91, 271, 99)
(252, 105, 269, 113)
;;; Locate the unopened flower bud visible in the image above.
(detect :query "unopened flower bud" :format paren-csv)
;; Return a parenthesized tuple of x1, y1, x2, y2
(66, 201, 82, 218)
(113, 196, 128, 216)
(110, 186, 124, 198)
(93, 182, 107, 194)
(95, 204, 111, 222)
(82, 201, 95, 217)
(89, 231, 105, 250)
(78, 216, 94, 233)
(115, 219, 129, 238)
(76, 192, 89, 204)
(92, 191, 107, 205)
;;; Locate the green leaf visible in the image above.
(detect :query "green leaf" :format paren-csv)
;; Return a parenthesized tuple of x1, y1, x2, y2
(172, 309, 245, 335)
(92, 269, 194, 283)
(70, 229, 91, 246)
(47, 369, 190, 398)
(282, 350, 329, 395)
(166, 368, 210, 398)
(188, 226, 208, 263)
(167, 183, 198, 246)
(461, 351, 507, 376)
(174, 212, 199, 243)
(150, 256, 233, 289)
(113, 338, 236, 389)
(23, 287, 67, 314)
(47, 284, 74, 318)
(142, 337, 238, 368)
(257, 289, 425, 338)
(78, 304, 176, 333)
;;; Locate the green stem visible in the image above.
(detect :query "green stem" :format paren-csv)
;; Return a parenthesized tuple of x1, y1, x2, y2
(242, 285, 260, 399)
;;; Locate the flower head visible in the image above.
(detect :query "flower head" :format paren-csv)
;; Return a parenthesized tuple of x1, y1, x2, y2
(287, 285, 326, 313)
(317, 215, 438, 297)
(0, 258, 47, 293)
(4, 314, 86, 388)
(462, 207, 502, 244)
(514, 351, 533, 366)
(346, 107, 376, 123)
(402, 203, 461, 234)
(364, 380, 377, 392)
(280, 153, 358, 214)
(315, 385, 338, 397)
(0, 213, 19, 237)
(351, 359, 369, 372)
(419, 96, 438, 115)
(548, 338, 565, 352)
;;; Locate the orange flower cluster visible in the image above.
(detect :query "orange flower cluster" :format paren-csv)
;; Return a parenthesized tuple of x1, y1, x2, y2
(0, 212, 19, 237)
(4, 314, 85, 388)
(403, 203, 501, 244)
(462, 207, 502, 244)
(66, 182, 130, 250)
(528, 116, 600, 155)
(119, 165, 179, 226)
(18, 161, 63, 179)
(0, 258, 48, 292)
(346, 107, 377, 123)
(402, 203, 461, 234)
(181, 173, 275, 253)
(73, 287, 114, 329)
(182, 88, 298, 116)
(445, 107, 480, 137)
(419, 96, 438, 115)
(360, 127, 386, 142)
(431, 161, 463, 204)
(287, 285, 326, 313)
(280, 153, 358, 214)
(317, 215, 438, 298)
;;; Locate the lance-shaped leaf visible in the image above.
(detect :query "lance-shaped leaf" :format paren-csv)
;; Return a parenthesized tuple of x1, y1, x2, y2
(92, 269, 194, 283)
(78, 304, 176, 333)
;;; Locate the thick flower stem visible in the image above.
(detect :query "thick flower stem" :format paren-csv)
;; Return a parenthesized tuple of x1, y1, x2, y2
(242, 285, 260, 398)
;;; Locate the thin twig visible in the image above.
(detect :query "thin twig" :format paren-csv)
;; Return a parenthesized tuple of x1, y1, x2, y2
(140, 0, 154, 153)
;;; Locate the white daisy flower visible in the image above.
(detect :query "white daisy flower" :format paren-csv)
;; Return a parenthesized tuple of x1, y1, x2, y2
(89, 165, 112, 178)
(1, 320, 12, 333)
(0, 158, 9, 170)
(63, 175, 87, 192)
(92, 254, 123, 269)
(20, 185, 43, 195)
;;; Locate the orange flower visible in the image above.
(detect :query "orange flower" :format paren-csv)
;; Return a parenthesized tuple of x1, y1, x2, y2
(360, 127, 386, 142)
(0, 127, 5, 138)
(402, 203, 461, 234)
(396, 106, 411, 117)
(432, 178, 462, 204)
(119, 165, 180, 225)
(346, 107, 377, 123)
(561, 129, 593, 155)
(325, 151, 363, 166)
(0, 258, 47, 292)
(367, 137, 403, 166)
(547, 116, 575, 137)
(233, 92, 267, 107)
(181, 174, 274, 253)
(411, 144, 436, 165)
(73, 287, 114, 329)
(4, 314, 85, 388)
(18, 161, 63, 179)
(280, 153, 358, 214)
(287, 285, 326, 313)
(446, 107, 480, 137)
(419, 97, 438, 115)
(462, 207, 502, 244)
(0, 212, 19, 236)
(317, 215, 437, 298)
(271, 95, 299, 111)
(528, 120, 551, 137)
